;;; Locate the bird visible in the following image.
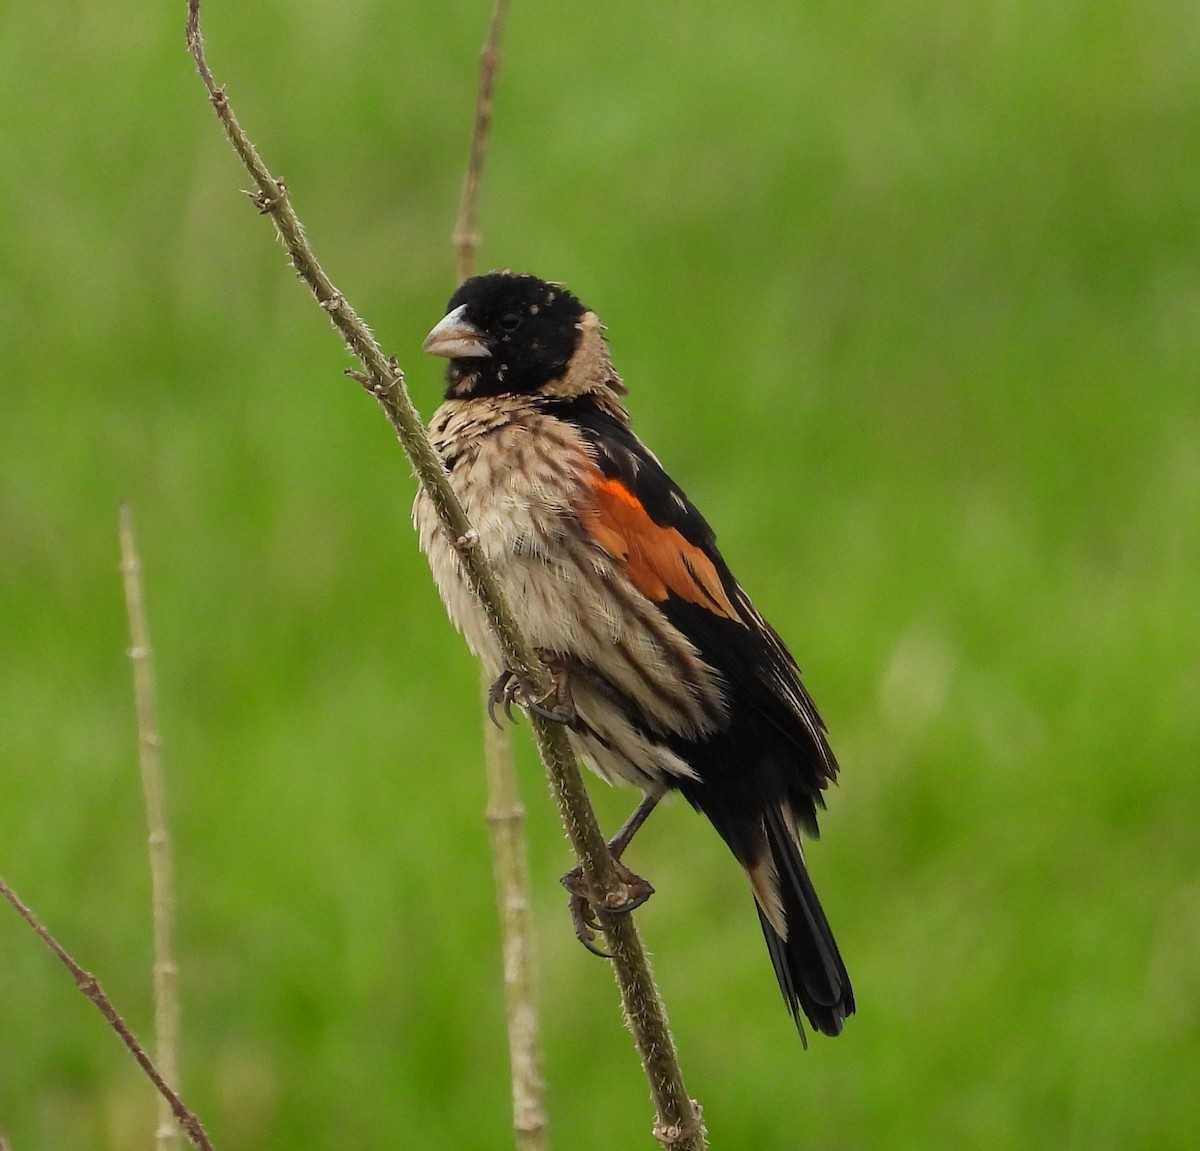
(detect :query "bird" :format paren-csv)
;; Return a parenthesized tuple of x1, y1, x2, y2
(414, 271, 854, 1038)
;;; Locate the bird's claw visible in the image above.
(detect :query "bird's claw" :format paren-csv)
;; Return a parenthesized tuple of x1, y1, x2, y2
(566, 889, 611, 957)
(561, 861, 655, 959)
(487, 668, 524, 727)
(487, 662, 576, 728)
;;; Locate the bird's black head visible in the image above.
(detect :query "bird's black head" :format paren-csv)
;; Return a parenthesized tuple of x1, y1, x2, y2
(422, 272, 589, 399)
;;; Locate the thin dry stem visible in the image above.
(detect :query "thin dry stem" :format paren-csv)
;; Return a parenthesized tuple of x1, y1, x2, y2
(185, 2, 703, 1144)
(454, 3, 550, 1148)
(483, 671, 550, 1151)
(0, 875, 214, 1151)
(119, 503, 181, 1151)
(454, 0, 511, 284)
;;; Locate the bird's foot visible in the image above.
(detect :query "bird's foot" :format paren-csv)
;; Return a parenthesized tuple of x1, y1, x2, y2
(561, 860, 655, 958)
(487, 654, 576, 728)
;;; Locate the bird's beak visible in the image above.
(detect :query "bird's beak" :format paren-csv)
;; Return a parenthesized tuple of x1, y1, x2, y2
(422, 304, 492, 360)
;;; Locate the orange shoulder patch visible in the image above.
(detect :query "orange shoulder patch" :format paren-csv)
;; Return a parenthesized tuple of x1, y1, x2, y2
(580, 474, 738, 620)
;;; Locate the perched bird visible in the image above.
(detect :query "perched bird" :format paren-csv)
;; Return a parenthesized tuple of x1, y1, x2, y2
(415, 271, 854, 1038)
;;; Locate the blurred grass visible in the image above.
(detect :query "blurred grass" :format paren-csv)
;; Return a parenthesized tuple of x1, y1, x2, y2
(2, 0, 1198, 1148)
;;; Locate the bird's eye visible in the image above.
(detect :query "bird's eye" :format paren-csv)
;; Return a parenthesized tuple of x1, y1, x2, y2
(498, 312, 522, 333)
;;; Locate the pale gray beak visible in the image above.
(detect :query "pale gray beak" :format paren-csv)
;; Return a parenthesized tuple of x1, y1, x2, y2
(422, 304, 492, 359)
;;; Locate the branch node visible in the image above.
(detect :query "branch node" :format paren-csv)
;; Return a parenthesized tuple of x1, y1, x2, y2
(250, 180, 286, 214)
(653, 1104, 706, 1150)
(452, 226, 482, 250)
(485, 802, 525, 826)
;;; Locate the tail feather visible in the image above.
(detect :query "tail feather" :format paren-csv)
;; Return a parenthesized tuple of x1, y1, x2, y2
(756, 804, 854, 1039)
(676, 749, 853, 1038)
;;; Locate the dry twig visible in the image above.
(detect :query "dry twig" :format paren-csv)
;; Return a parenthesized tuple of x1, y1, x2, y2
(454, 0, 511, 284)
(0, 875, 214, 1151)
(119, 503, 182, 1151)
(184, 2, 704, 1145)
(482, 698, 549, 1150)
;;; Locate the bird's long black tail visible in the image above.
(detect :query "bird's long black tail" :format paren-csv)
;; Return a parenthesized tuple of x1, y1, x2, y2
(754, 804, 854, 1039)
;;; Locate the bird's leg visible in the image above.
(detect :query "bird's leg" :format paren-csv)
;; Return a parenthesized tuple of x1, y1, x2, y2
(486, 650, 576, 728)
(606, 792, 661, 862)
(562, 793, 660, 956)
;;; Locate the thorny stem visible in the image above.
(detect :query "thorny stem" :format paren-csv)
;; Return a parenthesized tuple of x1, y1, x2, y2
(184, 2, 704, 1145)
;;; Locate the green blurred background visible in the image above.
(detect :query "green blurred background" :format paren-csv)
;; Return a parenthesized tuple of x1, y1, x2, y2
(2, 1, 1198, 1147)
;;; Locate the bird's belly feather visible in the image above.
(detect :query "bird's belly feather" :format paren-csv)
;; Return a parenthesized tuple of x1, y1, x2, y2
(415, 411, 727, 790)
